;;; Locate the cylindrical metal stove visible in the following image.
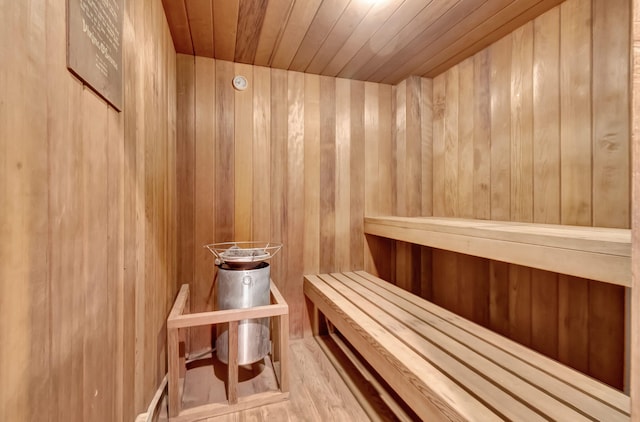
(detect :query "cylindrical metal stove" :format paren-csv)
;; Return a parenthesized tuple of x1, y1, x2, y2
(215, 262, 270, 365)
(205, 242, 282, 366)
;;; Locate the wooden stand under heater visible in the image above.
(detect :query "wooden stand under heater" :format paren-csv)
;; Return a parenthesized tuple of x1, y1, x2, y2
(167, 282, 289, 421)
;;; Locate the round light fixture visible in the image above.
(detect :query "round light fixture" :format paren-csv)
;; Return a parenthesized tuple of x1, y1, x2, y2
(232, 75, 248, 91)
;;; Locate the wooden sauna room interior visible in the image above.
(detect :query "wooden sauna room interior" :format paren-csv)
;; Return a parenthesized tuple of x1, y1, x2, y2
(2, 0, 640, 420)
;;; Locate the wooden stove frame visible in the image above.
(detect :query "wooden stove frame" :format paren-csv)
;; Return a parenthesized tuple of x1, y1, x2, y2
(167, 282, 289, 421)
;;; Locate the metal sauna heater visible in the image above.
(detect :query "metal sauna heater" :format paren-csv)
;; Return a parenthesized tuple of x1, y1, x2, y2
(205, 242, 282, 365)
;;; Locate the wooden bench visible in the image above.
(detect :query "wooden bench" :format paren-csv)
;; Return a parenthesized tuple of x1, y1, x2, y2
(304, 271, 631, 421)
(364, 216, 631, 286)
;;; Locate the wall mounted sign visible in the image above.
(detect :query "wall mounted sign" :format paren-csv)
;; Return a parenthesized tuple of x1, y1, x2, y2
(67, 0, 123, 111)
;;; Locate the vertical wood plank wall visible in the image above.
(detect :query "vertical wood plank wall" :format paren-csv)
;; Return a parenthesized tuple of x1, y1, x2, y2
(417, 0, 629, 389)
(631, 0, 640, 416)
(176, 58, 393, 342)
(0, 0, 177, 421)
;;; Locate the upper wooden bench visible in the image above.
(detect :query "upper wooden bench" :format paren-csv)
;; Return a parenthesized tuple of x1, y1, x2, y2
(304, 271, 631, 421)
(364, 216, 631, 287)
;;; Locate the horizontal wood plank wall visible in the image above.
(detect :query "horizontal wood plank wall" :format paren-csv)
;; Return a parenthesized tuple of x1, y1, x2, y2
(176, 59, 393, 340)
(424, 0, 629, 389)
(0, 0, 177, 421)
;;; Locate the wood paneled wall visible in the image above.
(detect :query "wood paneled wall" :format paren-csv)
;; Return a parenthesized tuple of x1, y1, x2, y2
(176, 57, 393, 343)
(0, 0, 177, 420)
(631, 0, 640, 415)
(391, 0, 629, 389)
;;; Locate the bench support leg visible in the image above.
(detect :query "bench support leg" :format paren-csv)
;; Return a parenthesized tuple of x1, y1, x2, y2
(309, 300, 328, 336)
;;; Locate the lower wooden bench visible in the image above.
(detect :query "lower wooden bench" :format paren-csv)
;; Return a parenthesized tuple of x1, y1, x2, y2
(304, 271, 630, 421)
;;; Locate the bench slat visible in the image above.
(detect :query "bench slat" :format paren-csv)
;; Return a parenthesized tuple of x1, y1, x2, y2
(304, 275, 503, 422)
(343, 271, 629, 421)
(320, 273, 559, 421)
(355, 270, 631, 415)
(305, 271, 631, 421)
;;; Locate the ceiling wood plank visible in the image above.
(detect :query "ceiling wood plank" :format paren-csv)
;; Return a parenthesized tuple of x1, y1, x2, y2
(305, 0, 376, 74)
(185, 0, 214, 57)
(253, 0, 296, 66)
(234, 0, 269, 63)
(306, 0, 390, 73)
(371, 0, 522, 85)
(161, 0, 193, 54)
(321, 0, 406, 77)
(289, 0, 351, 72)
(162, 0, 575, 84)
(270, 0, 324, 69)
(335, 0, 442, 79)
(357, 0, 486, 81)
(425, 0, 565, 77)
(377, 0, 518, 83)
(214, 0, 240, 61)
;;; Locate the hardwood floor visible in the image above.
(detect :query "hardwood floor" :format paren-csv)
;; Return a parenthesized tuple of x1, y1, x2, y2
(159, 337, 401, 421)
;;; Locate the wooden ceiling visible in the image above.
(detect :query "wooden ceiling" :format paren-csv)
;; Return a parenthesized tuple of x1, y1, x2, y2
(162, 0, 564, 84)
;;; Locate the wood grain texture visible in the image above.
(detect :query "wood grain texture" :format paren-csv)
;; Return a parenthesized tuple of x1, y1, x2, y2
(458, 58, 474, 219)
(306, 272, 631, 421)
(432, 74, 445, 217)
(234, 0, 269, 63)
(322, 0, 405, 77)
(286, 70, 305, 335)
(319, 76, 337, 273)
(530, 7, 561, 363)
(363, 82, 390, 276)
(365, 216, 631, 287)
(489, 35, 512, 221)
(393, 79, 407, 215)
(335, 78, 351, 272)
(288, 0, 350, 72)
(234, 62, 254, 241)
(592, 0, 630, 229)
(82, 88, 110, 422)
(533, 7, 560, 224)
(1, 1, 177, 421)
(162, 0, 193, 54)
(177, 54, 196, 288)
(171, 0, 630, 399)
(193, 56, 216, 350)
(426, 0, 567, 78)
(185, 0, 214, 56)
(179, 62, 395, 340)
(560, 0, 592, 227)
(421, 78, 433, 217)
(213, 0, 240, 61)
(589, 0, 630, 392)
(631, 0, 640, 415)
(557, 0, 593, 383)
(253, 66, 272, 242)
(304, 0, 375, 75)
(303, 74, 321, 274)
(215, 60, 235, 242)
(253, 0, 295, 66)
(163, 0, 564, 84)
(357, 0, 630, 391)
(270, 68, 288, 300)
(270, 0, 323, 69)
(350, 80, 366, 270)
(1, 1, 49, 420)
(510, 23, 534, 223)
(473, 49, 491, 220)
(372, 0, 504, 84)
(336, 0, 431, 79)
